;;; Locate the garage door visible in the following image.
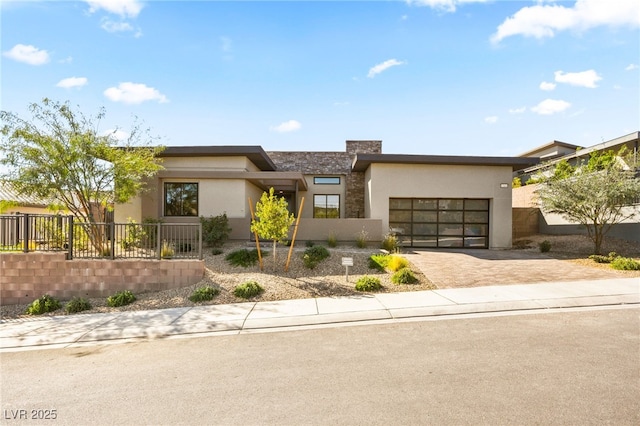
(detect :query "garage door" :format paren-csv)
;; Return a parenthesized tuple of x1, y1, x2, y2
(389, 198, 489, 248)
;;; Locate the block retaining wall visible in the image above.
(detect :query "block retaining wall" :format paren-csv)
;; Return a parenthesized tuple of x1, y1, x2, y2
(0, 253, 205, 306)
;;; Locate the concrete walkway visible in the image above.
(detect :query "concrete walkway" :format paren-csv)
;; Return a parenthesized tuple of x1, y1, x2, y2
(1, 277, 638, 352)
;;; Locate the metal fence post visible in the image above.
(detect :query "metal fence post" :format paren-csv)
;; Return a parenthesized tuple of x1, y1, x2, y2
(198, 222, 203, 260)
(22, 213, 30, 253)
(67, 215, 74, 260)
(109, 222, 116, 260)
(157, 222, 162, 260)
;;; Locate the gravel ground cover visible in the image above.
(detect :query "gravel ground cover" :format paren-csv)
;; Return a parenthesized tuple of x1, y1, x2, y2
(2, 234, 638, 320)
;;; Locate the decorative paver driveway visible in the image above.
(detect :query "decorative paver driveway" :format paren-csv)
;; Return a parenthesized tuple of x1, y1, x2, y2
(403, 249, 628, 288)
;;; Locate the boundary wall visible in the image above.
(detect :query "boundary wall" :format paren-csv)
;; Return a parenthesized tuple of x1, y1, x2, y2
(1, 253, 204, 306)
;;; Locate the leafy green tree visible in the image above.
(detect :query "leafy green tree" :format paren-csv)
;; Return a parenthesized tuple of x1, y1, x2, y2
(536, 149, 640, 254)
(250, 187, 295, 267)
(0, 98, 164, 251)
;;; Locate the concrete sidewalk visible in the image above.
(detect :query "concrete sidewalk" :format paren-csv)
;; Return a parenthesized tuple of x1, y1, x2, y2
(1, 277, 638, 352)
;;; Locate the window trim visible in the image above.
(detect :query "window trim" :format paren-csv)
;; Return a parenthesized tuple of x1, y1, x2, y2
(313, 176, 341, 185)
(164, 182, 199, 217)
(313, 194, 340, 218)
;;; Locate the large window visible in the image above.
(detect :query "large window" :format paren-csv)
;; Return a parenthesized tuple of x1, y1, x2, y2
(164, 183, 198, 216)
(389, 198, 489, 248)
(314, 194, 340, 218)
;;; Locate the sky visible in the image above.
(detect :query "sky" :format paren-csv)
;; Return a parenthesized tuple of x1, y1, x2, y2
(1, 0, 639, 157)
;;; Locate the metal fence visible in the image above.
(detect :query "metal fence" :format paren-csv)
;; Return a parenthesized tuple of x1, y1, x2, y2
(0, 214, 202, 260)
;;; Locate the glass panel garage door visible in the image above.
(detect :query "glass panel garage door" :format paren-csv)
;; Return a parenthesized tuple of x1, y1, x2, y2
(389, 198, 489, 248)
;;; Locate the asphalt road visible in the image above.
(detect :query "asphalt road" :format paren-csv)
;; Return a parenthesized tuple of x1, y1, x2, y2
(1, 307, 638, 425)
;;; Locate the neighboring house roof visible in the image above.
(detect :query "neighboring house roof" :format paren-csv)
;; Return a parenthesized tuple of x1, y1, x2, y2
(517, 140, 583, 159)
(351, 154, 539, 172)
(159, 146, 277, 171)
(0, 185, 49, 208)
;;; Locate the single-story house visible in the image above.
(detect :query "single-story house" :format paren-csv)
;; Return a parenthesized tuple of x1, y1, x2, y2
(116, 140, 538, 249)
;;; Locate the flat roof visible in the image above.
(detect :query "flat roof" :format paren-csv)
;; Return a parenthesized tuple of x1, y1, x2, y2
(517, 140, 582, 158)
(159, 146, 277, 171)
(352, 154, 539, 172)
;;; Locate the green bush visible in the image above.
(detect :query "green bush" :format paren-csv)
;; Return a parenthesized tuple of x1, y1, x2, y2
(65, 297, 92, 314)
(355, 276, 382, 292)
(539, 240, 551, 253)
(303, 245, 330, 269)
(200, 214, 232, 247)
(225, 248, 265, 267)
(210, 248, 223, 256)
(189, 286, 220, 302)
(381, 233, 398, 252)
(369, 253, 389, 271)
(391, 268, 418, 284)
(234, 281, 264, 299)
(610, 257, 640, 271)
(305, 240, 315, 248)
(25, 294, 61, 315)
(107, 290, 136, 307)
(588, 252, 618, 263)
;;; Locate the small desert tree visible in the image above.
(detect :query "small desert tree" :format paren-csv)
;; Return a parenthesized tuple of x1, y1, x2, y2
(251, 187, 295, 267)
(536, 148, 640, 254)
(0, 98, 164, 252)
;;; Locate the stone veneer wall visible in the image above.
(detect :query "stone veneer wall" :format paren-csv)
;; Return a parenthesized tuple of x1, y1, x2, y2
(0, 252, 204, 306)
(267, 140, 382, 218)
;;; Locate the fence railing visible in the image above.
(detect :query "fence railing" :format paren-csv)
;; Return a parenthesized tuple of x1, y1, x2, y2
(0, 214, 202, 260)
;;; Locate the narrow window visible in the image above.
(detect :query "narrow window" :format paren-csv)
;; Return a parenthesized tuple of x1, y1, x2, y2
(314, 194, 340, 218)
(164, 183, 198, 216)
(314, 177, 340, 185)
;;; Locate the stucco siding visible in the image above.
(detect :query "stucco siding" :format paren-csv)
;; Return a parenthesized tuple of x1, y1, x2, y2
(366, 163, 514, 248)
(161, 156, 256, 171)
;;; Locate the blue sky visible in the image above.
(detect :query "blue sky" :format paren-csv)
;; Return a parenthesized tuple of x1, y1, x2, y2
(1, 0, 638, 156)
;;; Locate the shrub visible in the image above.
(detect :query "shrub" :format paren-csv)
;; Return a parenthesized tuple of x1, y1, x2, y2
(327, 232, 338, 248)
(210, 248, 223, 256)
(189, 286, 220, 302)
(234, 281, 264, 299)
(25, 294, 61, 315)
(391, 268, 418, 285)
(355, 276, 382, 292)
(610, 257, 640, 271)
(303, 245, 330, 269)
(107, 290, 136, 307)
(386, 255, 409, 272)
(305, 240, 315, 248)
(355, 229, 368, 249)
(588, 252, 618, 263)
(225, 248, 264, 267)
(381, 233, 398, 252)
(200, 214, 232, 248)
(160, 241, 174, 258)
(65, 297, 92, 314)
(539, 240, 551, 253)
(369, 253, 389, 271)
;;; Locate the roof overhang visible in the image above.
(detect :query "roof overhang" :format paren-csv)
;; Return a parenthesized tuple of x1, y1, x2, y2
(159, 146, 277, 171)
(352, 154, 539, 172)
(156, 170, 307, 192)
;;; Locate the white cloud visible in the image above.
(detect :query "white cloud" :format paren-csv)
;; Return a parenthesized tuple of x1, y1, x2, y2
(539, 81, 556, 91)
(405, 0, 487, 13)
(531, 99, 571, 115)
(484, 116, 498, 124)
(85, 0, 143, 18)
(103, 129, 129, 141)
(625, 63, 638, 71)
(270, 120, 302, 133)
(101, 19, 133, 33)
(104, 82, 169, 104)
(56, 77, 88, 89)
(367, 59, 405, 78)
(554, 69, 602, 88)
(491, 0, 640, 44)
(58, 56, 73, 64)
(3, 44, 50, 65)
(509, 106, 526, 114)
